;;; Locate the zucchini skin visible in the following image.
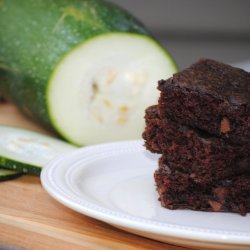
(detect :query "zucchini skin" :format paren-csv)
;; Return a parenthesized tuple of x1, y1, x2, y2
(0, 0, 149, 132)
(0, 168, 23, 181)
(0, 157, 42, 176)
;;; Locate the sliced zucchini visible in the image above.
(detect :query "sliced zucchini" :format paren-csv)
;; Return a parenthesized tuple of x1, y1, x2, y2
(0, 168, 22, 181)
(0, 125, 77, 175)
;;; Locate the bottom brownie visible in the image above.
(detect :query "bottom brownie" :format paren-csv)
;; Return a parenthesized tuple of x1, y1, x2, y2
(154, 166, 250, 215)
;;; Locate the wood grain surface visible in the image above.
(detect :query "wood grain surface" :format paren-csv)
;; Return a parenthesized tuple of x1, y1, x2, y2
(0, 103, 191, 250)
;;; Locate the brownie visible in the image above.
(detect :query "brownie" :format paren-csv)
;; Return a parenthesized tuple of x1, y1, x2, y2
(158, 155, 249, 185)
(143, 59, 250, 215)
(142, 106, 249, 184)
(154, 166, 250, 215)
(157, 59, 250, 145)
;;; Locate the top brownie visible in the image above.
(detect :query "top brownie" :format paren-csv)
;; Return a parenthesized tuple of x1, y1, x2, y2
(158, 59, 250, 145)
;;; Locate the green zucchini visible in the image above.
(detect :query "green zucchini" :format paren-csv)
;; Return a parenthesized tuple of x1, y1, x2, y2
(0, 168, 22, 181)
(0, 125, 76, 175)
(0, 0, 177, 146)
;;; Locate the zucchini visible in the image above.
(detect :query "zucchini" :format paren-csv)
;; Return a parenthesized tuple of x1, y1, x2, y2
(0, 0, 177, 146)
(0, 168, 22, 181)
(0, 125, 76, 175)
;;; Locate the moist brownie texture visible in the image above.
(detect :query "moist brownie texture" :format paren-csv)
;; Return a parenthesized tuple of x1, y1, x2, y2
(154, 167, 250, 215)
(158, 59, 250, 145)
(143, 59, 250, 215)
(143, 105, 249, 184)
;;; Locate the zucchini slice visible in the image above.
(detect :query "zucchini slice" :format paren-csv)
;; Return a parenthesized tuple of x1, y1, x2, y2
(0, 125, 76, 175)
(0, 168, 22, 181)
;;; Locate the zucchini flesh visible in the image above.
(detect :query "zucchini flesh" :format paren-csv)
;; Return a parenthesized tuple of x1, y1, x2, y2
(48, 33, 176, 145)
(0, 125, 76, 175)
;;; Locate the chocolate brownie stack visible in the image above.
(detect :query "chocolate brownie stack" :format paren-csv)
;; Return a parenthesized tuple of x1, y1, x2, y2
(143, 59, 250, 215)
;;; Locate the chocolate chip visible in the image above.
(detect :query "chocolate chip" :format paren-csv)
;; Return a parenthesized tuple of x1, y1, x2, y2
(220, 117, 231, 134)
(213, 187, 228, 201)
(208, 200, 223, 211)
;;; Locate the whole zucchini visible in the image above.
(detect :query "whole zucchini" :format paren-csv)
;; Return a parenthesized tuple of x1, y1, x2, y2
(0, 0, 177, 145)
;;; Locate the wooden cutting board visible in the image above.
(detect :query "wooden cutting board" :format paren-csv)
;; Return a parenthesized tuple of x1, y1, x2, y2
(0, 103, 189, 250)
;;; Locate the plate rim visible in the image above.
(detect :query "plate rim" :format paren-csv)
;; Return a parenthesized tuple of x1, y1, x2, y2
(41, 139, 250, 246)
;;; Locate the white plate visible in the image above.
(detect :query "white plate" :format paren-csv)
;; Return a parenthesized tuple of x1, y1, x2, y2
(41, 140, 250, 250)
